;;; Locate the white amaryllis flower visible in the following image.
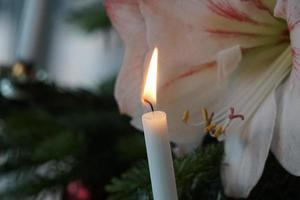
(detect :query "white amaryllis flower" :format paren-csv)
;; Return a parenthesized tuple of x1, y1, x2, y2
(105, 0, 300, 198)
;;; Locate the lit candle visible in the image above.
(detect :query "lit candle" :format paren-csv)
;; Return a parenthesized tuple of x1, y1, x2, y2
(142, 47, 178, 200)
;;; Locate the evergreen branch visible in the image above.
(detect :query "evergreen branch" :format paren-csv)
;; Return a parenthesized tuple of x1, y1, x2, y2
(106, 161, 152, 200)
(0, 80, 144, 199)
(67, 2, 111, 32)
(175, 144, 224, 199)
(0, 173, 69, 199)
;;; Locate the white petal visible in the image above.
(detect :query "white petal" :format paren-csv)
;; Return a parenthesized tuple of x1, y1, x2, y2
(222, 90, 277, 198)
(217, 45, 242, 82)
(220, 45, 291, 198)
(271, 79, 300, 175)
(271, 0, 300, 176)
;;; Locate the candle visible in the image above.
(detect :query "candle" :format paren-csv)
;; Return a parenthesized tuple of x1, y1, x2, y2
(142, 48, 178, 200)
(17, 0, 48, 63)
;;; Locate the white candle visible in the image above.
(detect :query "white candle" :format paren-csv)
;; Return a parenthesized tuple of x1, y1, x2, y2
(142, 48, 178, 200)
(17, 0, 48, 63)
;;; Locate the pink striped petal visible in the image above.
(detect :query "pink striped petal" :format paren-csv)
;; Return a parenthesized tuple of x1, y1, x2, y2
(107, 0, 287, 143)
(275, 0, 300, 82)
(271, 79, 300, 176)
(139, 0, 284, 88)
(105, 0, 148, 116)
(220, 43, 291, 197)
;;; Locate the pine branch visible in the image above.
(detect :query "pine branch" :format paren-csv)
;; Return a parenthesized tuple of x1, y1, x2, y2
(106, 161, 152, 200)
(67, 2, 111, 32)
(176, 144, 224, 199)
(0, 173, 69, 199)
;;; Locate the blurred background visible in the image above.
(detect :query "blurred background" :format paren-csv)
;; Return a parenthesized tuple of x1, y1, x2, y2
(0, 0, 146, 199)
(0, 0, 122, 88)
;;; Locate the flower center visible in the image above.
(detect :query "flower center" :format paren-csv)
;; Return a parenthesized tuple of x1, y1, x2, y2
(182, 107, 244, 141)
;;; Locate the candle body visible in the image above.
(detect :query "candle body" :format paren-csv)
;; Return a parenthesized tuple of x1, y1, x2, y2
(17, 0, 48, 62)
(142, 111, 178, 200)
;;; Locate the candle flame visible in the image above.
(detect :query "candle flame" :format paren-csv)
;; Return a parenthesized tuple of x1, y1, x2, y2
(142, 47, 158, 106)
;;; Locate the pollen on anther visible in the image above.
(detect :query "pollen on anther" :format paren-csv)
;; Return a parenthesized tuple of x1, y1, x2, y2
(204, 123, 216, 133)
(182, 110, 190, 123)
(214, 126, 224, 138)
(201, 108, 209, 121)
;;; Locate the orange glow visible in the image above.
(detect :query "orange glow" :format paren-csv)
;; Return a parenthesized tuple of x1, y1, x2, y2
(142, 47, 158, 106)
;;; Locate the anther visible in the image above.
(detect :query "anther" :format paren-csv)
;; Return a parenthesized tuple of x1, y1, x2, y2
(202, 108, 214, 127)
(182, 107, 244, 142)
(182, 110, 190, 123)
(214, 126, 224, 138)
(201, 108, 209, 122)
(204, 123, 216, 133)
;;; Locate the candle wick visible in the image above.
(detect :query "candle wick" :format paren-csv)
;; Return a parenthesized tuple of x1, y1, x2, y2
(144, 99, 154, 112)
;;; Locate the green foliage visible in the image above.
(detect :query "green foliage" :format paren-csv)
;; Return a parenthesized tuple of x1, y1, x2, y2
(0, 80, 145, 199)
(106, 161, 152, 200)
(68, 2, 111, 32)
(0, 110, 83, 199)
(106, 136, 300, 200)
(106, 144, 224, 200)
(175, 144, 224, 199)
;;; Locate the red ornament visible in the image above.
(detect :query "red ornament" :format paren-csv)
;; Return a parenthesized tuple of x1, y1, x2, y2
(66, 180, 91, 200)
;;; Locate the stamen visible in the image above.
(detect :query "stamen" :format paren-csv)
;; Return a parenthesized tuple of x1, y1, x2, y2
(182, 107, 244, 142)
(202, 108, 214, 127)
(181, 110, 202, 126)
(204, 123, 216, 133)
(201, 108, 209, 122)
(208, 112, 214, 125)
(214, 126, 224, 138)
(223, 118, 231, 129)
